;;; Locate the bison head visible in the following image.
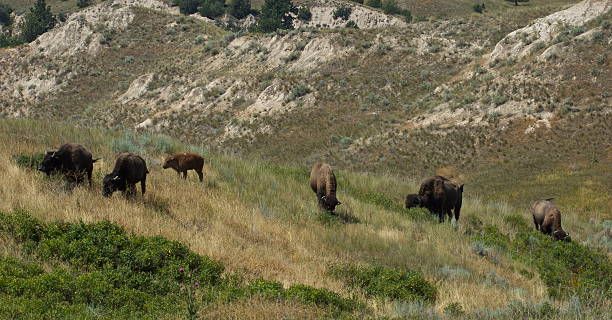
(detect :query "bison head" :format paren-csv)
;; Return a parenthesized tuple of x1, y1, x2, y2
(38, 151, 61, 175)
(405, 194, 422, 209)
(103, 174, 126, 197)
(553, 230, 571, 242)
(320, 195, 341, 212)
(162, 156, 178, 170)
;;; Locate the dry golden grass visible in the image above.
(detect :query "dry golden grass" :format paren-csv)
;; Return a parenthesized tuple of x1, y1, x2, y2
(7, 119, 607, 317)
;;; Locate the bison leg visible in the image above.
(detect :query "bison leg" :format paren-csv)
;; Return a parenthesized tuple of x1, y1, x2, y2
(532, 216, 540, 231)
(141, 177, 146, 196)
(87, 167, 93, 187)
(182, 171, 187, 179)
(125, 183, 136, 198)
(196, 169, 204, 183)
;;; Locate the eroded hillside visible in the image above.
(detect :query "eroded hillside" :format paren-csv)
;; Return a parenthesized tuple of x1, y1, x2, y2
(0, 0, 610, 211)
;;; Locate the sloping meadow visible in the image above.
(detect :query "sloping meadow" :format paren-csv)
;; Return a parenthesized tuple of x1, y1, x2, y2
(0, 119, 610, 318)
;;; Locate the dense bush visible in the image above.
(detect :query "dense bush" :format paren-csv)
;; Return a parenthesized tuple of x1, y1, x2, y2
(76, 0, 92, 8)
(199, 0, 225, 19)
(256, 0, 296, 33)
(329, 264, 437, 303)
(474, 223, 612, 299)
(297, 6, 312, 22)
(0, 3, 12, 26)
(228, 0, 251, 19)
(333, 6, 352, 21)
(0, 210, 359, 317)
(366, 0, 382, 9)
(13, 152, 45, 170)
(473, 3, 485, 13)
(21, 0, 57, 43)
(174, 0, 203, 15)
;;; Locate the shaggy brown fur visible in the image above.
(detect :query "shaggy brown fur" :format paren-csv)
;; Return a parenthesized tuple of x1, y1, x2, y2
(163, 152, 204, 182)
(309, 162, 341, 212)
(38, 143, 98, 186)
(103, 153, 148, 197)
(431, 179, 463, 223)
(531, 199, 571, 241)
(406, 176, 463, 223)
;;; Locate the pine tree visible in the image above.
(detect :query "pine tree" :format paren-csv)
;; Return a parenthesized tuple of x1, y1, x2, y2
(229, 0, 251, 19)
(21, 0, 56, 43)
(199, 0, 224, 19)
(257, 0, 296, 33)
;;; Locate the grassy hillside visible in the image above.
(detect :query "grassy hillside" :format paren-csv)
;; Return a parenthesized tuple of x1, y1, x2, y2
(0, 118, 609, 319)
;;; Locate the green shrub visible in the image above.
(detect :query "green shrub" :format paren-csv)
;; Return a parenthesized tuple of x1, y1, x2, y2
(284, 284, 359, 312)
(174, 0, 203, 15)
(13, 152, 45, 170)
(444, 302, 465, 317)
(0, 3, 13, 26)
(329, 264, 437, 303)
(345, 20, 358, 28)
(333, 6, 352, 21)
(20, 0, 56, 43)
(512, 231, 612, 298)
(382, 0, 402, 15)
(297, 7, 312, 21)
(367, 0, 382, 9)
(199, 0, 225, 19)
(473, 3, 485, 14)
(0, 210, 360, 317)
(76, 0, 91, 8)
(257, 0, 296, 33)
(228, 0, 251, 19)
(247, 278, 284, 298)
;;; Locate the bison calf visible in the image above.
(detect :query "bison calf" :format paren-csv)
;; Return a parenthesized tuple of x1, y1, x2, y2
(38, 143, 98, 186)
(162, 152, 204, 182)
(309, 162, 341, 213)
(531, 199, 571, 242)
(103, 153, 148, 198)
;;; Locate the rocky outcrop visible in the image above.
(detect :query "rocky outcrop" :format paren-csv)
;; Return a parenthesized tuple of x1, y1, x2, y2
(490, 0, 611, 62)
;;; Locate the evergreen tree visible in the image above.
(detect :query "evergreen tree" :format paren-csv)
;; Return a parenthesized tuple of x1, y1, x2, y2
(0, 4, 13, 27)
(21, 0, 56, 43)
(229, 0, 251, 19)
(199, 0, 224, 19)
(175, 0, 203, 15)
(257, 0, 296, 33)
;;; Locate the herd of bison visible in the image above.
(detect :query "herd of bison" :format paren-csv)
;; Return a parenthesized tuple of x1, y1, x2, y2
(34, 143, 570, 242)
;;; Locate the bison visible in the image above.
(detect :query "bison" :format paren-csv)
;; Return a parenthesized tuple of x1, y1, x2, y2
(531, 198, 571, 242)
(162, 152, 204, 182)
(38, 143, 98, 186)
(405, 176, 463, 223)
(309, 162, 341, 213)
(103, 153, 148, 198)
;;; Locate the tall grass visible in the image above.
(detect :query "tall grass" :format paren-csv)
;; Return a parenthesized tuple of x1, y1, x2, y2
(0, 119, 609, 318)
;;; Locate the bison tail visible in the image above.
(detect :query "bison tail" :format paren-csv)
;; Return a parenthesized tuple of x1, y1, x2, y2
(545, 197, 555, 202)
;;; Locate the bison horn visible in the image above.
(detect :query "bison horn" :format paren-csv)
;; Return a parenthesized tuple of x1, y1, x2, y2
(321, 195, 327, 201)
(112, 176, 120, 181)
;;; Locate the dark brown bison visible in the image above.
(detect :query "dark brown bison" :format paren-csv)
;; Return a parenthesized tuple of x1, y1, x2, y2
(405, 176, 463, 223)
(531, 198, 571, 242)
(38, 143, 98, 186)
(309, 162, 341, 212)
(162, 152, 204, 182)
(103, 153, 148, 197)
